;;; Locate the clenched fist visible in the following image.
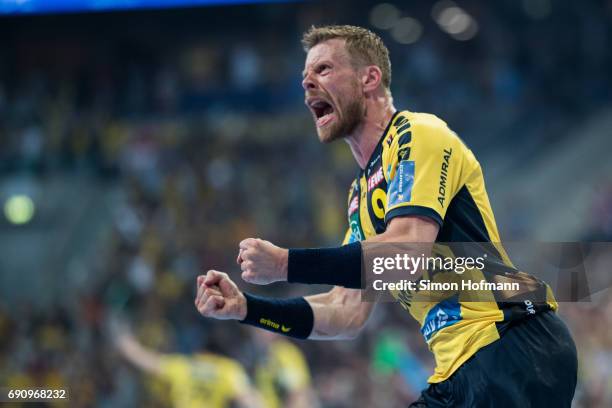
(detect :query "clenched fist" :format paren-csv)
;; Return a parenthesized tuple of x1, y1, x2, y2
(195, 271, 247, 320)
(237, 238, 288, 285)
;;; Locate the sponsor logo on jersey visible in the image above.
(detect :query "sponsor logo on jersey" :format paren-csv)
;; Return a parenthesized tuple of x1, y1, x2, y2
(388, 160, 415, 207)
(348, 195, 359, 217)
(420, 296, 462, 341)
(367, 166, 384, 191)
(349, 219, 363, 242)
(437, 148, 453, 208)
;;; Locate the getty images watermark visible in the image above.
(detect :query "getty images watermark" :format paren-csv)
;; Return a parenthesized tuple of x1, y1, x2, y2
(360, 242, 612, 303)
(370, 252, 509, 292)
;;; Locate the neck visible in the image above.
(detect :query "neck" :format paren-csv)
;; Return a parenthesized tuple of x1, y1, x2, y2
(345, 94, 396, 169)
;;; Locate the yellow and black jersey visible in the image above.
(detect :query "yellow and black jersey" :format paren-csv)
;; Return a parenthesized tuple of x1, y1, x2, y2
(255, 340, 311, 408)
(341, 110, 557, 383)
(158, 353, 251, 408)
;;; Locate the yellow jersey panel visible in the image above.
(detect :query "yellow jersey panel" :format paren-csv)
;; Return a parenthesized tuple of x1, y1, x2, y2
(342, 110, 557, 383)
(159, 353, 250, 408)
(255, 340, 311, 408)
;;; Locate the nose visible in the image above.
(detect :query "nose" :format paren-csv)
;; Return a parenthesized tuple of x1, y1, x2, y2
(302, 72, 316, 91)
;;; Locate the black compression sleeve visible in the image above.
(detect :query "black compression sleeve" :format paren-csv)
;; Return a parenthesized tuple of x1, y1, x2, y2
(287, 241, 363, 289)
(239, 293, 314, 339)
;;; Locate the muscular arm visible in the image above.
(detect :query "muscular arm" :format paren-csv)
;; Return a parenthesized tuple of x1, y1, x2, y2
(305, 286, 374, 340)
(305, 215, 439, 340)
(239, 215, 440, 286)
(197, 216, 439, 340)
(366, 215, 439, 244)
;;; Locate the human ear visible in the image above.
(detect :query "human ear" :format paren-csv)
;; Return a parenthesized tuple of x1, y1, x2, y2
(362, 65, 383, 93)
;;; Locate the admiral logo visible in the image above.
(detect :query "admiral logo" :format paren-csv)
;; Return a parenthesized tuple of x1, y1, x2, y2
(437, 148, 453, 207)
(348, 196, 359, 216)
(367, 167, 384, 191)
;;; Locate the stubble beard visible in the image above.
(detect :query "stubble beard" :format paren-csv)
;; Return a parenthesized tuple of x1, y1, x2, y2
(319, 89, 365, 144)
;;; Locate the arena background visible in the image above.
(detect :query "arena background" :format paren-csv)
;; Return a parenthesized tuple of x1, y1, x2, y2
(0, 0, 611, 406)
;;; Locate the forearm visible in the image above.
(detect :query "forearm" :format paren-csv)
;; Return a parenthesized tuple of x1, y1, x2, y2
(240, 293, 314, 339)
(305, 287, 373, 340)
(307, 300, 362, 340)
(288, 217, 439, 288)
(238, 286, 372, 341)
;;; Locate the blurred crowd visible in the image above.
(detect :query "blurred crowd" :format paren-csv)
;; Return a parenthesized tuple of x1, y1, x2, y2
(0, 0, 611, 407)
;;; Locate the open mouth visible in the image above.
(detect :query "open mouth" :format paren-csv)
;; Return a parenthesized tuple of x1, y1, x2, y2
(307, 97, 336, 128)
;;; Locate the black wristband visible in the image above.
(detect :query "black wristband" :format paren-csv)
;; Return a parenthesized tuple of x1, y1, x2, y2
(287, 241, 363, 289)
(240, 293, 314, 339)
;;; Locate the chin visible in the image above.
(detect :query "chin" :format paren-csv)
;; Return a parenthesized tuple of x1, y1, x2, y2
(316, 123, 344, 143)
(317, 131, 332, 143)
(317, 130, 338, 144)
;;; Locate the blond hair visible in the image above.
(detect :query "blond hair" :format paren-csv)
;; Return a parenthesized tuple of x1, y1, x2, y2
(302, 25, 391, 90)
